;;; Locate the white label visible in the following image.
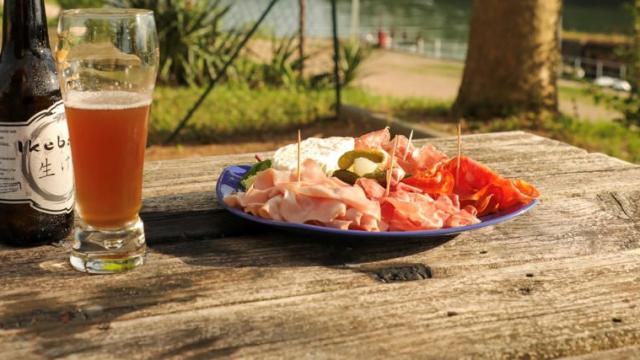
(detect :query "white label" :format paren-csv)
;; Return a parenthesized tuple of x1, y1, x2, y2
(0, 100, 74, 214)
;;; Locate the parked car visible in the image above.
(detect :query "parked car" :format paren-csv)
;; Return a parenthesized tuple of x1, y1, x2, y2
(594, 76, 631, 92)
(594, 76, 616, 88)
(612, 79, 632, 92)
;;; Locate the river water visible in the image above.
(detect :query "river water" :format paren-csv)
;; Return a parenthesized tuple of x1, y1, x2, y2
(227, 0, 632, 42)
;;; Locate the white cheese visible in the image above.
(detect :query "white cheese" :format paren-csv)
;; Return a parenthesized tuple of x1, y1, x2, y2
(272, 136, 355, 174)
(352, 157, 379, 176)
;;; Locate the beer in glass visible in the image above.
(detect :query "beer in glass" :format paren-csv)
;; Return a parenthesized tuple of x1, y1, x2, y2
(56, 9, 158, 273)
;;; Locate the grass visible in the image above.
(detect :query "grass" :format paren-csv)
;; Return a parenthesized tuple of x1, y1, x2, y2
(391, 100, 640, 163)
(343, 88, 452, 120)
(558, 84, 594, 103)
(149, 85, 337, 144)
(475, 113, 640, 163)
(149, 85, 451, 145)
(400, 60, 464, 78)
(150, 85, 455, 145)
(149, 84, 640, 163)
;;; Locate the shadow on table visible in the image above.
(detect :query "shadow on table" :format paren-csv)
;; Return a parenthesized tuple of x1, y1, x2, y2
(150, 222, 457, 268)
(0, 272, 199, 358)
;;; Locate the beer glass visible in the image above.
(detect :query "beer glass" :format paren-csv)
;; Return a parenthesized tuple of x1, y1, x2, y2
(56, 9, 158, 273)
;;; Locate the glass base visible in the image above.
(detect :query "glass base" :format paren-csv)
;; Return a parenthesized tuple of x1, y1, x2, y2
(70, 216, 146, 274)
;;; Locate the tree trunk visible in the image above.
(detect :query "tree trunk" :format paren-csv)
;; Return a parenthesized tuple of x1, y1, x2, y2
(299, 0, 306, 78)
(453, 0, 562, 118)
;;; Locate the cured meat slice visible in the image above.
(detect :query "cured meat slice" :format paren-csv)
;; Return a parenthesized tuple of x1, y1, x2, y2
(355, 177, 480, 231)
(402, 143, 449, 174)
(224, 159, 384, 231)
(355, 128, 391, 150)
(400, 153, 538, 217)
(402, 165, 455, 195)
(442, 156, 539, 216)
(355, 129, 448, 174)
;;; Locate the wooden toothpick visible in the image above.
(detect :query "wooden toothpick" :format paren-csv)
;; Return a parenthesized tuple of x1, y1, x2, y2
(385, 137, 399, 197)
(456, 121, 462, 187)
(297, 129, 302, 182)
(403, 129, 414, 161)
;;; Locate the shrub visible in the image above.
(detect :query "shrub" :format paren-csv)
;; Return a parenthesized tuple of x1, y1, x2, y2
(111, 0, 243, 86)
(57, 0, 105, 9)
(340, 42, 370, 86)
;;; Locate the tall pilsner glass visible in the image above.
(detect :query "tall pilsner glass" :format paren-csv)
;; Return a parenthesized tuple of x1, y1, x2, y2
(56, 9, 158, 273)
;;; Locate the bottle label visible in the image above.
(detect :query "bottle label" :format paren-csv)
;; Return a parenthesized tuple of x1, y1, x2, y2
(0, 100, 74, 214)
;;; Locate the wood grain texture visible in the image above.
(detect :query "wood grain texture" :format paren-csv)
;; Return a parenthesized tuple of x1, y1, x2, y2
(1, 131, 640, 359)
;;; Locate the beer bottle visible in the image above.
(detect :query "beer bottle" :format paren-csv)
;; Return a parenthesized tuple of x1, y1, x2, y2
(0, 0, 74, 245)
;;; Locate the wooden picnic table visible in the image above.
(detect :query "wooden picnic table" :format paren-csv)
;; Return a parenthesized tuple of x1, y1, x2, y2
(2, 131, 640, 359)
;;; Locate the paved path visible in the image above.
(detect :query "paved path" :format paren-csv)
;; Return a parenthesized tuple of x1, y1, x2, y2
(356, 50, 621, 122)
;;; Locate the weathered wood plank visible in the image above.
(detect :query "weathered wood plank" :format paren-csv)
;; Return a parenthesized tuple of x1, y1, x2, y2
(1, 248, 639, 359)
(141, 131, 605, 198)
(128, 131, 640, 243)
(2, 131, 640, 359)
(1, 131, 639, 249)
(569, 346, 640, 360)
(3, 184, 640, 274)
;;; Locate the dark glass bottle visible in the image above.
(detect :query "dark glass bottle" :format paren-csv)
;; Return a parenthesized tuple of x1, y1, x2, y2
(0, 0, 74, 246)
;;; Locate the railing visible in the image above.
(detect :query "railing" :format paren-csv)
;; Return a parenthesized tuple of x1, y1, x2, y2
(562, 56, 627, 79)
(375, 35, 628, 80)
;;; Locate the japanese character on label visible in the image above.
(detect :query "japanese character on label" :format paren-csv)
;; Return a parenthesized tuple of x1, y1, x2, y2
(39, 157, 55, 179)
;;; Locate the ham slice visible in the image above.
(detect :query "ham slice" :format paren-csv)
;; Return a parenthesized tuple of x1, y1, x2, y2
(355, 128, 449, 175)
(355, 178, 480, 231)
(355, 128, 391, 150)
(224, 159, 384, 231)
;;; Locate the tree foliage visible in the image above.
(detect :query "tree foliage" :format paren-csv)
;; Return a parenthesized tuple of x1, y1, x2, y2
(106, 0, 368, 89)
(111, 0, 244, 86)
(57, 0, 105, 8)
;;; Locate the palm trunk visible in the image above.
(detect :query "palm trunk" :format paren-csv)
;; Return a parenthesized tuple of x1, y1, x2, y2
(299, 0, 306, 78)
(632, 0, 640, 93)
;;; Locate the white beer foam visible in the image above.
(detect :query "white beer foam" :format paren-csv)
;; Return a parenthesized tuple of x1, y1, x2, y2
(65, 91, 152, 110)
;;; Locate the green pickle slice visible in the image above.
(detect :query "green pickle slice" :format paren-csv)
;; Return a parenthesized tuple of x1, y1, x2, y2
(363, 169, 387, 182)
(338, 149, 387, 170)
(332, 169, 360, 185)
(333, 168, 388, 185)
(333, 148, 389, 185)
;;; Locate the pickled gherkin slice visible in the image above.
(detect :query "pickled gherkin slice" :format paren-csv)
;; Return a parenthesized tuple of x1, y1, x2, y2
(338, 149, 387, 170)
(334, 149, 391, 185)
(363, 169, 387, 182)
(333, 168, 388, 185)
(332, 169, 360, 185)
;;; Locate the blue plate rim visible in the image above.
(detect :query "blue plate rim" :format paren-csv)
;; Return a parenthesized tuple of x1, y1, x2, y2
(215, 164, 539, 238)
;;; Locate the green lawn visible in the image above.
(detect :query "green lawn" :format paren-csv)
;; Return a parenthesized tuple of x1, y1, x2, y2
(478, 114, 640, 163)
(150, 85, 338, 144)
(150, 84, 640, 163)
(150, 85, 463, 144)
(343, 89, 452, 119)
(149, 85, 450, 144)
(347, 90, 640, 163)
(389, 96, 640, 163)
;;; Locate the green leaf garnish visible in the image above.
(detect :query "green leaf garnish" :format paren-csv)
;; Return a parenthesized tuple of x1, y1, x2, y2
(239, 159, 272, 190)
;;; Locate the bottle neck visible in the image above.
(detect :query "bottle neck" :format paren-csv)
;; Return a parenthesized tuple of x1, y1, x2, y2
(1, 0, 51, 58)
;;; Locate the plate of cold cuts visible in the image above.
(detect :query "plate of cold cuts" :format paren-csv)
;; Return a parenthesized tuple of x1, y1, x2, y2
(216, 164, 539, 240)
(217, 128, 540, 239)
